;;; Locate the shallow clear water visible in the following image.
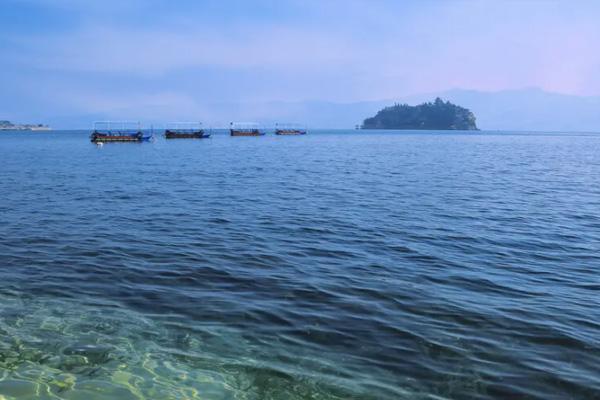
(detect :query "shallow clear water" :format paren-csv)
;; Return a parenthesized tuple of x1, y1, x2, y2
(0, 130, 599, 399)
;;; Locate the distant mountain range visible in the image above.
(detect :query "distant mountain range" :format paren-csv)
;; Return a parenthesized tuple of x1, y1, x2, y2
(414, 88, 600, 132)
(189, 89, 600, 131)
(12, 88, 600, 131)
(276, 88, 600, 131)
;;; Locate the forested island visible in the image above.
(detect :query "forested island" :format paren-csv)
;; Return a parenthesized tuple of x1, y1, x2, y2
(361, 98, 478, 130)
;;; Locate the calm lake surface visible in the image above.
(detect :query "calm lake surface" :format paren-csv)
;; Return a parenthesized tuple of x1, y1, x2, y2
(0, 130, 599, 399)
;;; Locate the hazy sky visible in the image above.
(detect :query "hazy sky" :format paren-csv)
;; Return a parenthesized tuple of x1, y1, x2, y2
(2, 0, 600, 124)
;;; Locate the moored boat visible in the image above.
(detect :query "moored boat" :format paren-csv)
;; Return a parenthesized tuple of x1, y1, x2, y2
(164, 122, 210, 139)
(230, 122, 265, 136)
(275, 123, 307, 135)
(90, 121, 152, 143)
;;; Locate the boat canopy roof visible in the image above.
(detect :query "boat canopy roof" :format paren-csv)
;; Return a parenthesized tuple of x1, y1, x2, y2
(93, 121, 142, 133)
(166, 122, 203, 131)
(230, 122, 260, 129)
(276, 122, 306, 129)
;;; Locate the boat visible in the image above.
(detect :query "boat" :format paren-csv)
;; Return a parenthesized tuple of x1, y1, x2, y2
(230, 122, 265, 137)
(275, 123, 307, 135)
(164, 122, 210, 139)
(90, 121, 152, 143)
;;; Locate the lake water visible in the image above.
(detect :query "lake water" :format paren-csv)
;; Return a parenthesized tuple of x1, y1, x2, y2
(0, 130, 599, 399)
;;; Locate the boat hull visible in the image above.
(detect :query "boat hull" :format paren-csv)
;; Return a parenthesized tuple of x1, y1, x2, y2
(165, 130, 211, 139)
(90, 132, 152, 143)
(230, 130, 265, 137)
(275, 129, 306, 135)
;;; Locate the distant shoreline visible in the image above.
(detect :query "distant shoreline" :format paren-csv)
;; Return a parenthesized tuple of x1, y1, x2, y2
(0, 127, 52, 132)
(0, 120, 51, 131)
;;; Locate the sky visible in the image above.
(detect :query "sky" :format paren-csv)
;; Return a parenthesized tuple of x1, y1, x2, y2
(1, 0, 600, 127)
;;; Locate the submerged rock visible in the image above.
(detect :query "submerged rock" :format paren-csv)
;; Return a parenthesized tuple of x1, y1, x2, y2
(63, 344, 115, 366)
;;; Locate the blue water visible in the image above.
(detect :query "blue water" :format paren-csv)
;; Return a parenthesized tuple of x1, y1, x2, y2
(0, 130, 599, 399)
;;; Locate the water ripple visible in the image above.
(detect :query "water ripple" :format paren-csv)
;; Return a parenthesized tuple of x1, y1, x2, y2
(0, 131, 600, 399)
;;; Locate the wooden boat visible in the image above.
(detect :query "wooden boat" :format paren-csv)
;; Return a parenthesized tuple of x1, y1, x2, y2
(230, 122, 265, 137)
(275, 123, 307, 135)
(165, 130, 210, 139)
(275, 129, 306, 135)
(90, 121, 152, 143)
(164, 122, 210, 139)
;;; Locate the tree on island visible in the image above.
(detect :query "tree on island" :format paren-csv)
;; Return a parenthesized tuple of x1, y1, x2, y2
(362, 98, 478, 130)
